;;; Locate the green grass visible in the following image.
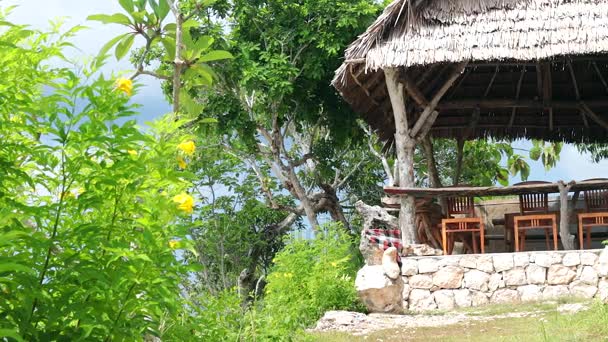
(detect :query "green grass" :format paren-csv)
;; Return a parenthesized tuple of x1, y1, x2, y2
(308, 301, 608, 341)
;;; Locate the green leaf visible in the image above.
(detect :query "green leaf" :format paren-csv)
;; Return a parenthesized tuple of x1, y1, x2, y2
(0, 262, 36, 275)
(0, 329, 24, 342)
(199, 50, 233, 63)
(157, 0, 171, 21)
(97, 33, 129, 59)
(87, 13, 132, 26)
(161, 37, 176, 60)
(119, 0, 134, 13)
(194, 35, 214, 52)
(529, 146, 541, 161)
(115, 34, 135, 61)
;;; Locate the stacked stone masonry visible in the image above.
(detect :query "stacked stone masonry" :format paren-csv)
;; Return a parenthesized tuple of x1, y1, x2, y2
(355, 248, 608, 313)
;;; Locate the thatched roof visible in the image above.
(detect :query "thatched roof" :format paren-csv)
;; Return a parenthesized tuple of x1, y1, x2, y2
(333, 0, 608, 143)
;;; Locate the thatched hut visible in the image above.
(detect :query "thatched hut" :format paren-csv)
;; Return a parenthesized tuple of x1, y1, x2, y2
(332, 0, 608, 247)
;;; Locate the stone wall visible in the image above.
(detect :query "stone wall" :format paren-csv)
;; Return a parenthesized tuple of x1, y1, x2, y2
(356, 248, 608, 313)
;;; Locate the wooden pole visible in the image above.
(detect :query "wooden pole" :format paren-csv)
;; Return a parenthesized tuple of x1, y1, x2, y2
(384, 67, 418, 244)
(558, 181, 575, 250)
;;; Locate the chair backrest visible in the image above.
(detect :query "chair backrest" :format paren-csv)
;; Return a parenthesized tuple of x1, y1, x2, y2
(446, 196, 475, 217)
(582, 178, 608, 211)
(514, 181, 551, 214)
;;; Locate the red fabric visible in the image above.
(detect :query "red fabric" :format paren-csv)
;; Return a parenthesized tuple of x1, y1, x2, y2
(364, 228, 403, 264)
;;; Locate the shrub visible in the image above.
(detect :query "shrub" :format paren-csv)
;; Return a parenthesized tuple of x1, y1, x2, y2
(248, 223, 364, 340)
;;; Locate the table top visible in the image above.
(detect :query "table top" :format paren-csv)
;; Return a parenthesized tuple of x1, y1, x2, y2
(385, 179, 608, 198)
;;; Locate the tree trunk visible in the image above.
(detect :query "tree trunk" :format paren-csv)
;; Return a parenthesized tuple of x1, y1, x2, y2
(453, 138, 465, 185)
(384, 67, 418, 244)
(558, 181, 575, 250)
(421, 135, 442, 188)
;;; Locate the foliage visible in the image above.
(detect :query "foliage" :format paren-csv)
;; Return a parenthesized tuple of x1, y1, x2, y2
(0, 11, 199, 341)
(247, 223, 364, 339)
(577, 143, 608, 163)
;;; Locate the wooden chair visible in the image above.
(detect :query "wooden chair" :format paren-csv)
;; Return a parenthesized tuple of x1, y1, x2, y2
(577, 178, 608, 249)
(513, 181, 558, 251)
(441, 195, 485, 255)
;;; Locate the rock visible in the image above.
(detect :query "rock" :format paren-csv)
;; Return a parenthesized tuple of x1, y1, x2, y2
(402, 284, 411, 300)
(557, 303, 588, 314)
(355, 201, 399, 265)
(464, 269, 490, 291)
(438, 256, 460, 267)
(581, 252, 598, 266)
(596, 247, 608, 277)
(490, 289, 520, 304)
(382, 247, 400, 280)
(551, 252, 563, 264)
(433, 290, 455, 310)
(569, 280, 597, 298)
(579, 266, 599, 285)
(513, 253, 530, 267)
(542, 285, 570, 300)
(355, 265, 404, 313)
(504, 268, 527, 286)
(459, 256, 477, 269)
(476, 255, 494, 273)
(403, 244, 443, 257)
(471, 291, 490, 307)
(432, 266, 464, 289)
(562, 253, 581, 267)
(453, 289, 472, 308)
(598, 279, 608, 303)
(409, 289, 436, 311)
(409, 274, 433, 289)
(488, 272, 505, 292)
(518, 285, 543, 302)
(534, 253, 552, 268)
(400, 258, 418, 276)
(314, 311, 367, 330)
(526, 264, 547, 285)
(493, 254, 514, 272)
(547, 265, 576, 285)
(418, 258, 439, 273)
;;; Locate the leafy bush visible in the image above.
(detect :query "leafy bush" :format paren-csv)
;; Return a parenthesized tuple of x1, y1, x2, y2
(0, 13, 198, 341)
(248, 223, 364, 340)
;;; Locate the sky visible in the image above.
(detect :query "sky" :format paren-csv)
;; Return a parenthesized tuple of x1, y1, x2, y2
(4, 0, 608, 184)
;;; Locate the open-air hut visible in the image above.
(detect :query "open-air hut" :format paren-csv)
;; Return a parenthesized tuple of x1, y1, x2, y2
(332, 0, 608, 250)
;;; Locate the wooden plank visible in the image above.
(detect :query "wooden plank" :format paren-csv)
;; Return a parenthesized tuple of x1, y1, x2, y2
(509, 69, 526, 128)
(580, 102, 608, 131)
(437, 98, 608, 110)
(384, 179, 608, 198)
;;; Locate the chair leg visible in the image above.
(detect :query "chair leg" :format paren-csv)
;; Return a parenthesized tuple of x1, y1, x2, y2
(552, 219, 558, 251)
(472, 231, 478, 254)
(480, 222, 485, 254)
(544, 229, 550, 250)
(578, 216, 584, 250)
(586, 227, 592, 249)
(520, 229, 526, 251)
(514, 221, 520, 252)
(442, 222, 447, 255)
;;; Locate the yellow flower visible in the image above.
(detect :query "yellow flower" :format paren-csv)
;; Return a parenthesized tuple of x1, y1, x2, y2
(168, 240, 179, 249)
(172, 193, 194, 214)
(331, 262, 337, 267)
(116, 77, 133, 96)
(177, 156, 187, 169)
(127, 150, 138, 156)
(177, 140, 196, 155)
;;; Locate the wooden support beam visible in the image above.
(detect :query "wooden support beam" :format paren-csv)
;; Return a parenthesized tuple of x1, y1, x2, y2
(542, 63, 553, 131)
(536, 64, 543, 100)
(349, 64, 380, 107)
(445, 67, 472, 100)
(558, 181, 575, 250)
(567, 59, 589, 128)
(592, 61, 608, 95)
(509, 69, 526, 128)
(403, 74, 429, 107)
(580, 102, 608, 131)
(410, 62, 468, 139)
